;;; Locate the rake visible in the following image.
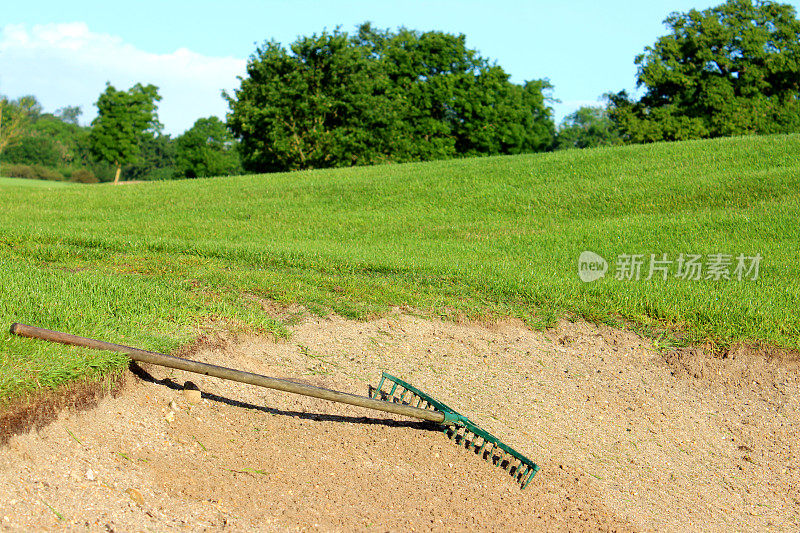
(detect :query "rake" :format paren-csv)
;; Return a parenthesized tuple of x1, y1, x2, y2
(10, 323, 539, 489)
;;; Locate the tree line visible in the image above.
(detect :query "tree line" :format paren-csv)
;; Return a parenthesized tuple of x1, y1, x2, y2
(225, 23, 555, 172)
(1, 0, 798, 182)
(0, 88, 241, 183)
(560, 0, 800, 148)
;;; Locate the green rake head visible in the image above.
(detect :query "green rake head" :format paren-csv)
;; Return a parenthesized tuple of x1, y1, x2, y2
(369, 372, 540, 489)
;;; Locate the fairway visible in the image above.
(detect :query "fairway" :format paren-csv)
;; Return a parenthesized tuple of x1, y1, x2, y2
(1, 133, 799, 402)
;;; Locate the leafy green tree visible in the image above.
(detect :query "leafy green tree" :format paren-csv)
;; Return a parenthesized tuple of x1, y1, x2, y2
(89, 83, 162, 183)
(124, 134, 176, 181)
(226, 24, 555, 172)
(55, 106, 82, 126)
(495, 79, 556, 154)
(359, 25, 555, 159)
(556, 106, 621, 150)
(609, 0, 800, 143)
(3, 136, 61, 166)
(1, 95, 106, 181)
(29, 113, 92, 167)
(174, 117, 242, 179)
(227, 29, 390, 172)
(0, 95, 40, 155)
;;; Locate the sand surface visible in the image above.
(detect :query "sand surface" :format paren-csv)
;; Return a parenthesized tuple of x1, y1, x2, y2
(1, 308, 798, 531)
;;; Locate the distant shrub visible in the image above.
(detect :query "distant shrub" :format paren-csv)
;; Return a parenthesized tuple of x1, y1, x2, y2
(88, 161, 117, 182)
(31, 165, 64, 181)
(70, 168, 99, 183)
(4, 164, 37, 180)
(140, 166, 176, 181)
(4, 164, 64, 181)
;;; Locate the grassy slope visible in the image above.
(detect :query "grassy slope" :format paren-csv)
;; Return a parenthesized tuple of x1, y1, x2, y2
(1, 134, 798, 402)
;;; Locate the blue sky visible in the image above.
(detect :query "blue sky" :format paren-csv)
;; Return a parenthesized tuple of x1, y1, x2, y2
(2, 0, 799, 135)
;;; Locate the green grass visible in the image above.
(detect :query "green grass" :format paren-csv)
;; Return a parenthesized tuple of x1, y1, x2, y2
(0, 176, 74, 188)
(1, 134, 798, 404)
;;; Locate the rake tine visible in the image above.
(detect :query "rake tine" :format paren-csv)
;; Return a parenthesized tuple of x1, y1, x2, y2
(462, 429, 472, 447)
(486, 443, 498, 461)
(476, 438, 488, 455)
(521, 467, 538, 489)
(401, 389, 411, 404)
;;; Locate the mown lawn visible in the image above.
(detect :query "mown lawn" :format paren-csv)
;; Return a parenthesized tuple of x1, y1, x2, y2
(1, 133, 798, 403)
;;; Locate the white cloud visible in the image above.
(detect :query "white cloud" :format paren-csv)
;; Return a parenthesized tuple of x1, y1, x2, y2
(0, 23, 246, 135)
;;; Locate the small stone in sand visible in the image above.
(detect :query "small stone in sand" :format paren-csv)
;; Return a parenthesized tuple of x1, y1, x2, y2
(183, 381, 202, 404)
(125, 488, 145, 506)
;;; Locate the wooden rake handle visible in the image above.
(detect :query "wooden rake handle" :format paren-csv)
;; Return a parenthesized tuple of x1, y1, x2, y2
(9, 323, 446, 424)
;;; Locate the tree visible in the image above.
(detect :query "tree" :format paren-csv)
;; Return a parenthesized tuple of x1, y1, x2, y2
(227, 29, 391, 172)
(609, 0, 800, 143)
(174, 117, 241, 179)
(0, 95, 41, 155)
(1, 95, 104, 181)
(30, 113, 92, 168)
(3, 136, 61, 166)
(124, 134, 176, 181)
(556, 106, 621, 149)
(55, 106, 82, 126)
(226, 24, 555, 172)
(360, 25, 555, 159)
(89, 83, 162, 183)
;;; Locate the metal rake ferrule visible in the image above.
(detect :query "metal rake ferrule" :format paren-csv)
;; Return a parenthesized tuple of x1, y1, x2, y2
(369, 372, 540, 489)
